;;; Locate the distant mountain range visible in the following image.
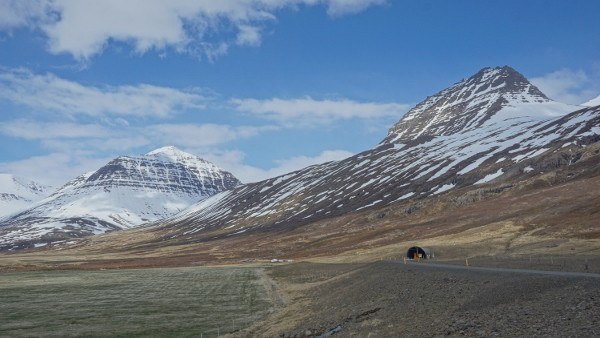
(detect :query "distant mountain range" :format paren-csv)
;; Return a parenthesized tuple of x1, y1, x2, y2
(1, 66, 599, 252)
(145, 66, 599, 245)
(0, 146, 239, 250)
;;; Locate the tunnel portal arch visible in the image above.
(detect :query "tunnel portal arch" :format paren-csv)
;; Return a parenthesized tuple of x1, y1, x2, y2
(406, 246, 432, 259)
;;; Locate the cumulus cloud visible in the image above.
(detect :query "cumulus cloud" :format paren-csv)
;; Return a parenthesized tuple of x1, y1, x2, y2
(0, 118, 275, 151)
(0, 68, 209, 117)
(0, 119, 109, 140)
(147, 123, 279, 148)
(0, 0, 52, 30)
(325, 0, 386, 16)
(530, 69, 599, 105)
(271, 149, 353, 172)
(0, 0, 386, 60)
(41, 136, 152, 153)
(0, 117, 349, 185)
(0, 119, 279, 185)
(0, 152, 112, 187)
(202, 149, 354, 183)
(236, 25, 263, 46)
(232, 96, 409, 126)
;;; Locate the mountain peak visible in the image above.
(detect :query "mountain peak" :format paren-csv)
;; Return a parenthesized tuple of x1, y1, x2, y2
(469, 66, 548, 99)
(0, 146, 241, 248)
(86, 146, 235, 187)
(147, 145, 188, 157)
(382, 66, 570, 144)
(145, 146, 205, 163)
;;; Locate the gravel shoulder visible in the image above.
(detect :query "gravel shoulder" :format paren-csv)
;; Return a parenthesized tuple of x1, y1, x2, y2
(244, 260, 600, 337)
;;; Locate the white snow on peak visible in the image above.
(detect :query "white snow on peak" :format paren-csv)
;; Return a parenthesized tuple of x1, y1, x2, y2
(148, 145, 185, 156)
(384, 66, 564, 143)
(0, 174, 53, 218)
(0, 147, 239, 248)
(145, 146, 225, 175)
(147, 146, 197, 161)
(582, 94, 600, 107)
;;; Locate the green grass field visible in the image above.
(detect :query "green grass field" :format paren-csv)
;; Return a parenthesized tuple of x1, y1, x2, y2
(0, 266, 272, 337)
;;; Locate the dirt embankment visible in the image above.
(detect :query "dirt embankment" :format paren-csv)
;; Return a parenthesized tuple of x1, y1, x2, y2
(244, 261, 599, 337)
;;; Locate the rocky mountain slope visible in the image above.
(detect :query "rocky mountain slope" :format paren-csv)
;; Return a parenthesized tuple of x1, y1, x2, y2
(0, 174, 52, 218)
(0, 146, 239, 249)
(150, 66, 598, 245)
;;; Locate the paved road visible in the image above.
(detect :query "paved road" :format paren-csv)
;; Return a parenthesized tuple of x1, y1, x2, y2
(396, 260, 600, 278)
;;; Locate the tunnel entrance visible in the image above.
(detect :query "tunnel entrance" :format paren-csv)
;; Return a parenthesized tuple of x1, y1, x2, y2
(406, 246, 431, 259)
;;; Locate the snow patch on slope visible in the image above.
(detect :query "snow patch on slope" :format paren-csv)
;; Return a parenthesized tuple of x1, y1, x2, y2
(475, 169, 504, 184)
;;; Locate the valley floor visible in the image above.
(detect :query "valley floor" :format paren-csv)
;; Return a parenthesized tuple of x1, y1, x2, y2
(247, 260, 600, 337)
(2, 256, 597, 337)
(0, 266, 275, 337)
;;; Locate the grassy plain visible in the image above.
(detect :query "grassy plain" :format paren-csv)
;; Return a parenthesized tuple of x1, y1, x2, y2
(0, 266, 273, 337)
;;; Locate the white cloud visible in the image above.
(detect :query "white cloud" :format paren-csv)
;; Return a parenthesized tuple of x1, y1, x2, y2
(203, 148, 353, 183)
(0, 152, 112, 187)
(0, 118, 275, 152)
(0, 68, 209, 117)
(0, 118, 349, 185)
(530, 69, 599, 105)
(0, 119, 108, 140)
(147, 123, 279, 148)
(0, 0, 386, 60)
(0, 119, 279, 185)
(0, 0, 52, 30)
(41, 136, 152, 153)
(236, 25, 262, 46)
(272, 149, 353, 172)
(232, 96, 409, 126)
(325, 0, 386, 16)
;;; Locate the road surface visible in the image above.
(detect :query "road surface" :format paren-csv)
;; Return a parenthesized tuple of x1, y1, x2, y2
(397, 260, 600, 278)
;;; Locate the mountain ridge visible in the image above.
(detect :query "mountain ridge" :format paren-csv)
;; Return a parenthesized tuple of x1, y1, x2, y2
(0, 147, 240, 250)
(383, 66, 577, 144)
(140, 66, 599, 247)
(2, 66, 599, 253)
(582, 94, 600, 107)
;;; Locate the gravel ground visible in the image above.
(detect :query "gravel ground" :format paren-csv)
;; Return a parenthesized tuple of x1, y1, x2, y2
(441, 255, 600, 274)
(252, 261, 600, 337)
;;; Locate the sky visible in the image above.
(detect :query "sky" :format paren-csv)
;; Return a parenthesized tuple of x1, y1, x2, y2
(0, 0, 599, 187)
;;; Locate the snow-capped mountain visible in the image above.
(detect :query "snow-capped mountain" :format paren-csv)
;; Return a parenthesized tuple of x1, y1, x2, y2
(0, 146, 239, 249)
(0, 174, 52, 218)
(149, 66, 599, 243)
(582, 94, 600, 107)
(383, 66, 575, 143)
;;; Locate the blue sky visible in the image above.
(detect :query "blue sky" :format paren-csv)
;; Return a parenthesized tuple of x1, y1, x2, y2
(1, 0, 599, 186)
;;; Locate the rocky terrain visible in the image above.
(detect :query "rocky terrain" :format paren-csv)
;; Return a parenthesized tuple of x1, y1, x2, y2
(245, 261, 599, 337)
